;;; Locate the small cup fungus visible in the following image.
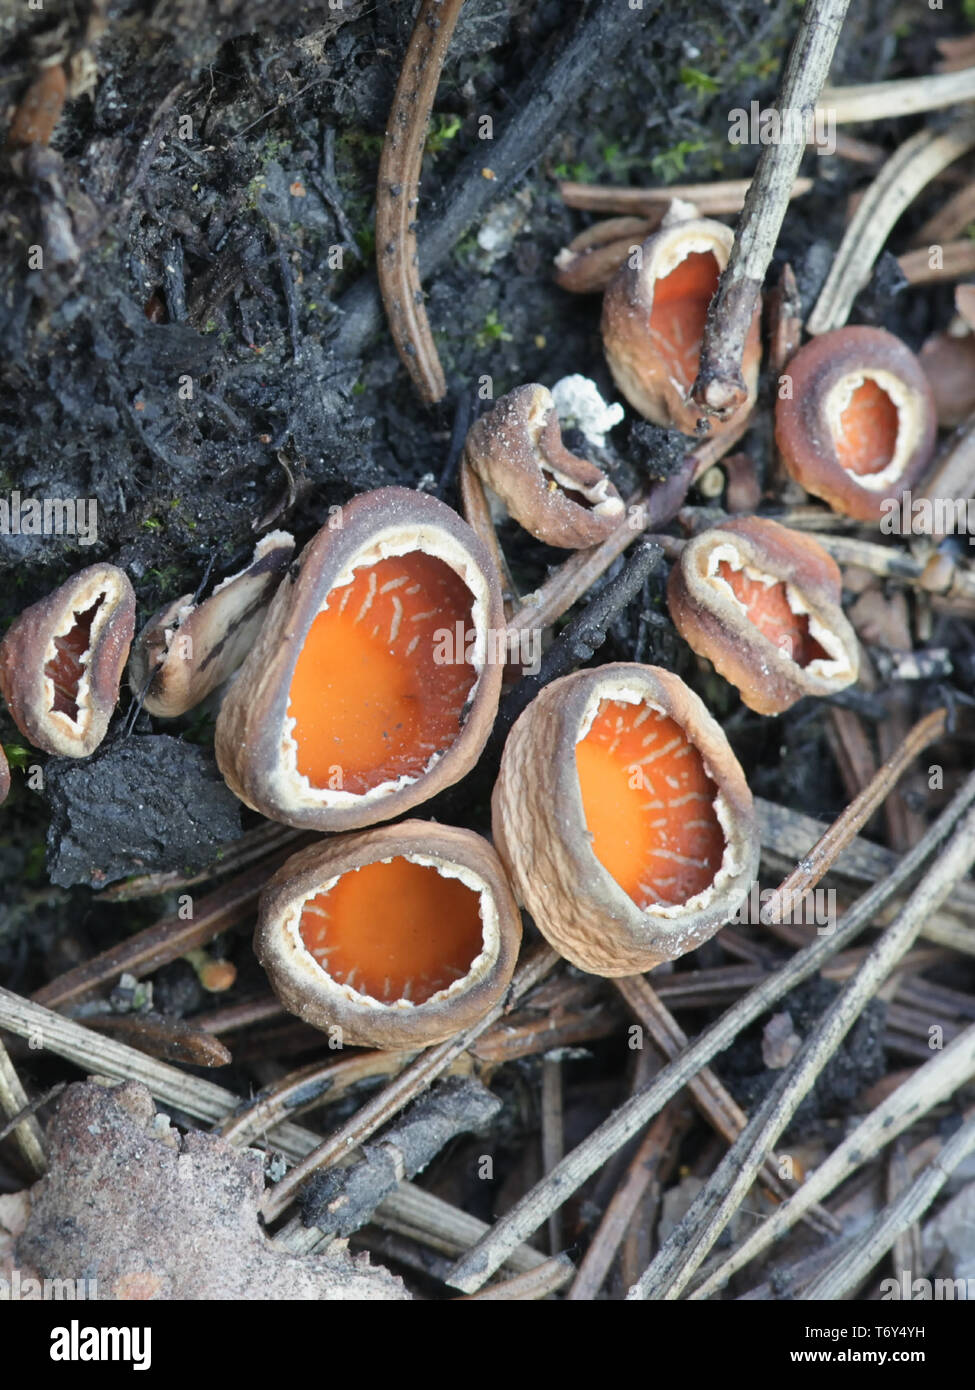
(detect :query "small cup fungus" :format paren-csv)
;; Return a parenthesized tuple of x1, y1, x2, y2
(255, 821, 522, 1049)
(0, 564, 135, 758)
(492, 664, 758, 977)
(129, 531, 294, 718)
(463, 384, 625, 549)
(215, 487, 504, 831)
(667, 517, 860, 716)
(601, 216, 761, 436)
(775, 326, 936, 523)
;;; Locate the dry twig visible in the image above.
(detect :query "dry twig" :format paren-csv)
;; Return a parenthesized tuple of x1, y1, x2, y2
(0, 1037, 46, 1176)
(260, 945, 558, 1223)
(801, 1114, 975, 1299)
(817, 67, 975, 124)
(692, 0, 851, 419)
(807, 121, 975, 334)
(629, 784, 975, 1300)
(375, 0, 464, 403)
(690, 1023, 975, 1297)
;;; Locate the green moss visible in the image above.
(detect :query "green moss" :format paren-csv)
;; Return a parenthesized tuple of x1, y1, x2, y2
(474, 310, 513, 348)
(355, 222, 376, 261)
(551, 160, 593, 183)
(679, 66, 720, 95)
(426, 112, 463, 156)
(2, 744, 33, 769)
(650, 139, 707, 182)
(24, 840, 46, 883)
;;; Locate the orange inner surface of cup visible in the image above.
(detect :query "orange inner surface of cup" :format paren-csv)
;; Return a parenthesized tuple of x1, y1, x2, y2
(575, 697, 725, 909)
(299, 857, 484, 1004)
(649, 251, 721, 389)
(834, 378, 898, 477)
(288, 553, 476, 793)
(715, 563, 828, 667)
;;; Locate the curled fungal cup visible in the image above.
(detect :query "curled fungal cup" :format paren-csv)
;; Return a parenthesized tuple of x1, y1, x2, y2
(775, 326, 936, 523)
(492, 664, 758, 977)
(215, 487, 505, 831)
(129, 531, 294, 718)
(463, 384, 625, 549)
(0, 564, 135, 758)
(601, 216, 761, 435)
(255, 821, 522, 1049)
(667, 517, 860, 716)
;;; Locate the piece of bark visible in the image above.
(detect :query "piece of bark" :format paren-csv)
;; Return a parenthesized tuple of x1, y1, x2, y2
(17, 1081, 408, 1300)
(299, 1077, 501, 1238)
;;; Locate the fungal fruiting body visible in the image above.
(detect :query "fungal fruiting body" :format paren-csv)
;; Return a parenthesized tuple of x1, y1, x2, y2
(601, 216, 761, 436)
(775, 326, 937, 523)
(667, 517, 860, 716)
(492, 664, 758, 976)
(129, 531, 295, 718)
(463, 384, 625, 549)
(255, 822, 522, 1049)
(0, 564, 136, 758)
(215, 488, 504, 831)
(920, 319, 975, 430)
(0, 746, 9, 806)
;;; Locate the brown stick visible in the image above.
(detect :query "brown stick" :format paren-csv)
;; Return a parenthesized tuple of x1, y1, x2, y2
(614, 975, 837, 1230)
(33, 843, 309, 1010)
(558, 177, 813, 218)
(759, 707, 947, 926)
(691, 0, 852, 419)
(897, 239, 975, 285)
(260, 944, 558, 1223)
(375, 0, 464, 404)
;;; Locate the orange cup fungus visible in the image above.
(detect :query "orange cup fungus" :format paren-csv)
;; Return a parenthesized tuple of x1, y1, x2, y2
(255, 821, 522, 1049)
(667, 517, 860, 716)
(492, 664, 758, 976)
(775, 326, 936, 523)
(0, 563, 135, 758)
(215, 487, 505, 831)
(601, 216, 761, 437)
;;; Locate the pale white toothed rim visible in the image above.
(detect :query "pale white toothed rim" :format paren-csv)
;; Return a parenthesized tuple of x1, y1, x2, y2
(275, 853, 501, 1014)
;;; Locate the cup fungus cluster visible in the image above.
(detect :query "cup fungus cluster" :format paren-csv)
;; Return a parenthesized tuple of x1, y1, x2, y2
(776, 326, 937, 522)
(667, 518, 860, 716)
(601, 215, 761, 438)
